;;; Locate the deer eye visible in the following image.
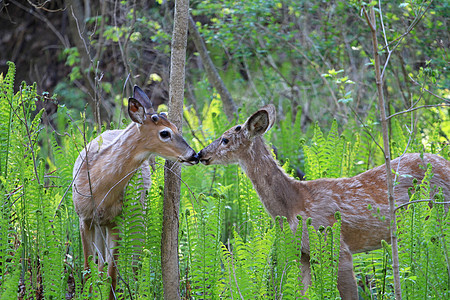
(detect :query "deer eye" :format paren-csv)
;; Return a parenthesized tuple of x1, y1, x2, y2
(221, 138, 229, 145)
(159, 130, 171, 140)
(235, 125, 241, 132)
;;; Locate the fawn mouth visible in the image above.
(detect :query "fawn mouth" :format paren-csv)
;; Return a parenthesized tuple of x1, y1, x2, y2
(199, 158, 211, 165)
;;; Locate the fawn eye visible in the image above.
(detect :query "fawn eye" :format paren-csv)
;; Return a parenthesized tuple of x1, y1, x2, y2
(159, 130, 171, 140)
(235, 125, 241, 132)
(222, 138, 229, 145)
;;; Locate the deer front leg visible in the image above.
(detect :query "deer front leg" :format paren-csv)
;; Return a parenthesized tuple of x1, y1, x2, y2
(80, 220, 95, 272)
(95, 225, 107, 270)
(106, 225, 120, 300)
(337, 245, 358, 300)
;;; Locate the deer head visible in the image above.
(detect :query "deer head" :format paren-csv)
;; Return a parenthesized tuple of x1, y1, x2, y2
(198, 104, 275, 165)
(129, 85, 198, 165)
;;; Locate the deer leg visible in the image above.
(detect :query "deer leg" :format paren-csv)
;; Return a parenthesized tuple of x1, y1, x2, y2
(95, 225, 107, 271)
(80, 220, 95, 272)
(106, 225, 120, 300)
(337, 245, 358, 300)
(301, 252, 312, 293)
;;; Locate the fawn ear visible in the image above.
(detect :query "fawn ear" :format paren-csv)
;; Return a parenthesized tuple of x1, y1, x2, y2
(244, 104, 276, 138)
(128, 98, 146, 124)
(133, 85, 155, 114)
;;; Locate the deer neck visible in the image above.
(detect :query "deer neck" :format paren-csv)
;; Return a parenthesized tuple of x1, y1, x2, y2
(94, 123, 150, 194)
(238, 137, 301, 223)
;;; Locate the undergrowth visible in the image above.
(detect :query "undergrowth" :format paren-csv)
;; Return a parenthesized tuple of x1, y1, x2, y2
(0, 62, 449, 299)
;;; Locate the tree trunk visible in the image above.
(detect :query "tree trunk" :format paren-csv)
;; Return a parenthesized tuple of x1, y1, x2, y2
(364, 6, 402, 300)
(161, 0, 189, 299)
(188, 14, 237, 122)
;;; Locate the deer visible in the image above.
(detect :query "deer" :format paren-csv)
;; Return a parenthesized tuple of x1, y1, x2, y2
(72, 85, 199, 299)
(197, 104, 450, 299)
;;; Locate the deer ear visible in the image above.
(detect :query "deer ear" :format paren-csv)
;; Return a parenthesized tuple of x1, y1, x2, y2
(244, 104, 276, 138)
(133, 85, 155, 113)
(128, 98, 146, 124)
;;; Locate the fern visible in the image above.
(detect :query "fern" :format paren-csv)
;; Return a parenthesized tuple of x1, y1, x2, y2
(183, 188, 224, 298)
(397, 164, 450, 299)
(221, 222, 275, 299)
(80, 256, 111, 299)
(0, 178, 14, 295)
(0, 244, 22, 299)
(269, 216, 305, 299)
(275, 106, 304, 173)
(303, 121, 346, 180)
(0, 61, 15, 178)
(114, 169, 146, 298)
(390, 115, 408, 158)
(140, 161, 165, 298)
(237, 170, 272, 239)
(306, 212, 341, 299)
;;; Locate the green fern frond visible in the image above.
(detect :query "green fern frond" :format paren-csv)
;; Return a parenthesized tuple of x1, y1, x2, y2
(0, 245, 22, 299)
(397, 164, 450, 298)
(184, 188, 224, 298)
(306, 213, 341, 299)
(0, 62, 16, 178)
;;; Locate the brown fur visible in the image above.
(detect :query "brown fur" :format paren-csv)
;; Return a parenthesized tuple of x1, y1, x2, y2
(72, 86, 198, 299)
(198, 104, 450, 299)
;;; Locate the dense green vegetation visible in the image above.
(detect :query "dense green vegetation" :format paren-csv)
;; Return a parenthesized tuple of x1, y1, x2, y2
(0, 0, 449, 299)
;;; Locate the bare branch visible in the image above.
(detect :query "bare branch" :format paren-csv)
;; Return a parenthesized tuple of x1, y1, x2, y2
(387, 103, 450, 120)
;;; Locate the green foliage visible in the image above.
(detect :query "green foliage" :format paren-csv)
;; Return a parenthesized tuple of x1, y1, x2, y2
(274, 106, 304, 177)
(136, 161, 165, 298)
(396, 165, 450, 298)
(80, 256, 110, 299)
(181, 190, 224, 298)
(221, 224, 275, 298)
(115, 169, 147, 298)
(270, 216, 305, 299)
(1, 55, 449, 300)
(306, 213, 342, 299)
(303, 120, 360, 180)
(0, 61, 15, 178)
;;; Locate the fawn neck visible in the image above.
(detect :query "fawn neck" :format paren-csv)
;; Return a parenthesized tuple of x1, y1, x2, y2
(238, 137, 302, 227)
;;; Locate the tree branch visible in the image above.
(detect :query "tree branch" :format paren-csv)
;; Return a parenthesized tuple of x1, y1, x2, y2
(188, 14, 237, 122)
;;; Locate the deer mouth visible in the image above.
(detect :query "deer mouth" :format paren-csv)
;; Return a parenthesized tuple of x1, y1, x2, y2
(199, 157, 211, 165)
(179, 154, 199, 166)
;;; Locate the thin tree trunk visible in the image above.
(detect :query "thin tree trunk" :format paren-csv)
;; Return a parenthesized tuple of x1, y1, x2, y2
(364, 6, 402, 299)
(188, 14, 237, 122)
(161, 0, 189, 299)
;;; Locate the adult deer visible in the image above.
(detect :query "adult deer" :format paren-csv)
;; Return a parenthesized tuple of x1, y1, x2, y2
(72, 86, 198, 299)
(197, 104, 450, 299)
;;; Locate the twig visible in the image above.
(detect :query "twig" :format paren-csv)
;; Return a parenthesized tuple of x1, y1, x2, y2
(349, 106, 385, 156)
(394, 199, 450, 213)
(409, 76, 450, 103)
(386, 104, 450, 120)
